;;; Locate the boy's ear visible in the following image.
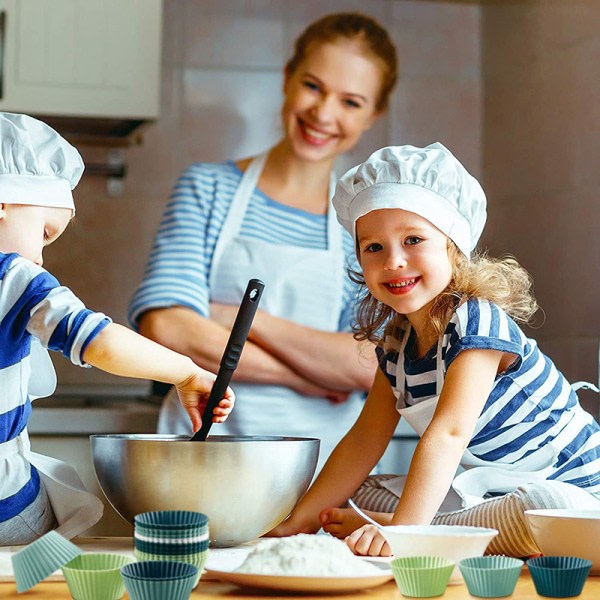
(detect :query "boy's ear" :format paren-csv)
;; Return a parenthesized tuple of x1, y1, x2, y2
(0, 204, 7, 220)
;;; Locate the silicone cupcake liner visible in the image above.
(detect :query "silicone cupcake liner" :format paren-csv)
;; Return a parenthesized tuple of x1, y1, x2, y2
(459, 556, 524, 598)
(134, 549, 208, 585)
(391, 556, 455, 598)
(134, 539, 209, 555)
(527, 556, 592, 598)
(62, 553, 134, 600)
(121, 561, 198, 600)
(134, 510, 208, 529)
(11, 530, 83, 593)
(134, 526, 208, 540)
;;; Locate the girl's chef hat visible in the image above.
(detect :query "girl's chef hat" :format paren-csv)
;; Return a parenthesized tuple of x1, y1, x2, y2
(333, 143, 487, 257)
(0, 111, 83, 211)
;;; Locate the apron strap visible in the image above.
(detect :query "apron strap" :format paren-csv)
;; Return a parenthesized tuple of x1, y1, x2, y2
(0, 429, 30, 460)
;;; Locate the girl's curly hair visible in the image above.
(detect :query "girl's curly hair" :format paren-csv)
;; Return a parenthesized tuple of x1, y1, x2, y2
(350, 240, 539, 345)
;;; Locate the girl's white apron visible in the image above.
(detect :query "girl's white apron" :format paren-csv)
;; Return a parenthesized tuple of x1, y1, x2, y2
(158, 152, 364, 469)
(380, 326, 559, 510)
(0, 340, 103, 540)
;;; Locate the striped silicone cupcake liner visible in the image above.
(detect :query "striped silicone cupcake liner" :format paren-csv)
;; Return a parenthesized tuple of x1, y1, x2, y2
(134, 540, 209, 555)
(134, 529, 209, 542)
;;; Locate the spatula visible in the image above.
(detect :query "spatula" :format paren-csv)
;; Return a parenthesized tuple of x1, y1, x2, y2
(190, 278, 265, 441)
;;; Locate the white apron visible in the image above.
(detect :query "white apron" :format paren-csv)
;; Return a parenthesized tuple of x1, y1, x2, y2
(0, 340, 103, 540)
(158, 151, 364, 470)
(380, 326, 560, 510)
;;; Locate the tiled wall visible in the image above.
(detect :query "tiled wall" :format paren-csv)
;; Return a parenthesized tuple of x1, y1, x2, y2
(480, 0, 600, 415)
(45, 0, 482, 388)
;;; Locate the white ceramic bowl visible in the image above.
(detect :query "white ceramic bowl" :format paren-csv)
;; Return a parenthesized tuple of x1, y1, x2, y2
(525, 509, 600, 575)
(380, 525, 498, 584)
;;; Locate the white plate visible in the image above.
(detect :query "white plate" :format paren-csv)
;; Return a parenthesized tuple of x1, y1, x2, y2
(205, 569, 393, 593)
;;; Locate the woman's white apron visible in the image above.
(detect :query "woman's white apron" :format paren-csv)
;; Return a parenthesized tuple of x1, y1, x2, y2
(380, 326, 560, 510)
(158, 151, 364, 469)
(0, 340, 103, 539)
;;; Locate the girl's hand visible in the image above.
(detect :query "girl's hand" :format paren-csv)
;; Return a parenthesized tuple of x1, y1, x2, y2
(175, 368, 235, 432)
(345, 524, 392, 557)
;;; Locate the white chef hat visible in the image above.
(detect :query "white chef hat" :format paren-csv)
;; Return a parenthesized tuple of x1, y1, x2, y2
(333, 143, 487, 257)
(0, 112, 83, 212)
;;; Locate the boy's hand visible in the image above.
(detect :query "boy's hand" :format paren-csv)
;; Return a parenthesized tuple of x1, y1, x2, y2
(175, 369, 235, 432)
(345, 524, 392, 557)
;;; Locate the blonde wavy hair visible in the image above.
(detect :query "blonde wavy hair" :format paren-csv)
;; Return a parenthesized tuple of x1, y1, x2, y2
(350, 240, 539, 345)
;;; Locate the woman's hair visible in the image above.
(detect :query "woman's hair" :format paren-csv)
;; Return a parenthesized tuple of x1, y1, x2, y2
(285, 13, 398, 112)
(350, 240, 539, 345)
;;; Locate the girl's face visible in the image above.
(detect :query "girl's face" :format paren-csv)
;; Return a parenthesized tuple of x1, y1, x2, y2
(357, 208, 453, 331)
(0, 204, 72, 266)
(281, 39, 382, 163)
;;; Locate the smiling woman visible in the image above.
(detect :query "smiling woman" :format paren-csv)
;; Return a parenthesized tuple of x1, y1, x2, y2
(128, 13, 399, 471)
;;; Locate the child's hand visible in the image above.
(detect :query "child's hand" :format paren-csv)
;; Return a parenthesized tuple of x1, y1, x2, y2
(175, 368, 235, 432)
(344, 524, 392, 557)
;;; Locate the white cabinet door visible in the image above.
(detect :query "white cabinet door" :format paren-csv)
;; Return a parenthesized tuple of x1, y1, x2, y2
(0, 0, 162, 118)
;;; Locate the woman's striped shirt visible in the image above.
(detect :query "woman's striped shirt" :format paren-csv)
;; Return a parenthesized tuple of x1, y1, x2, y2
(0, 253, 110, 522)
(128, 161, 359, 330)
(377, 298, 600, 495)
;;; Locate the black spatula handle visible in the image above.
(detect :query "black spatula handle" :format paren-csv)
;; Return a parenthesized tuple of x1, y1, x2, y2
(190, 278, 265, 441)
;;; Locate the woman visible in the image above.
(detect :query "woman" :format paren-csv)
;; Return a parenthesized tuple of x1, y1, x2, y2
(128, 13, 398, 469)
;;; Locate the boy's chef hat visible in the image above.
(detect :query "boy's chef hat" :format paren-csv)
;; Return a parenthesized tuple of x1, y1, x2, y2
(0, 112, 83, 211)
(333, 143, 487, 257)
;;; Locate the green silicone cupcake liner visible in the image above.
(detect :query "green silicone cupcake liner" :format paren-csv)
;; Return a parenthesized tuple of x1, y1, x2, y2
(62, 553, 135, 600)
(134, 549, 208, 586)
(527, 556, 592, 598)
(459, 556, 524, 598)
(391, 556, 455, 598)
(11, 530, 83, 593)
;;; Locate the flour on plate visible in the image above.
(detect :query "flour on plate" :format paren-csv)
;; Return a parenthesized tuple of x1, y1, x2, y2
(235, 534, 382, 577)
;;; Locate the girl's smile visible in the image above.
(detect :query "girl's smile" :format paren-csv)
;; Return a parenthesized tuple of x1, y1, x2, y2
(357, 208, 453, 330)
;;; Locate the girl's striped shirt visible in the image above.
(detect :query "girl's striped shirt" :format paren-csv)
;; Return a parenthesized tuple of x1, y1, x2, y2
(377, 298, 600, 495)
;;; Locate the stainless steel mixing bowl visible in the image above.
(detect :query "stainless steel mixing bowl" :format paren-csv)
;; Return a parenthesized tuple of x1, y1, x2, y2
(90, 434, 319, 547)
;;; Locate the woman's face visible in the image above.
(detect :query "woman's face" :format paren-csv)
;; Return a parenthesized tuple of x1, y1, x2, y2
(281, 39, 383, 163)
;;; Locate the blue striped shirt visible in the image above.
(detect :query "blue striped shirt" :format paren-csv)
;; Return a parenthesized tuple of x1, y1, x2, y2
(378, 298, 600, 494)
(128, 161, 359, 329)
(0, 253, 111, 522)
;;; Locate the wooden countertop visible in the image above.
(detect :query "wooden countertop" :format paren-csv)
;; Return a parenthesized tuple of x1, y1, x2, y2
(2, 572, 600, 599)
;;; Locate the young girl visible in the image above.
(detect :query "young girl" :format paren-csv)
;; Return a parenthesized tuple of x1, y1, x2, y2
(0, 112, 234, 545)
(270, 143, 600, 557)
(129, 12, 398, 471)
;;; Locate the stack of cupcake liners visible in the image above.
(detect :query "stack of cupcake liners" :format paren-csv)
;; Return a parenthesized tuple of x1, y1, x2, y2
(133, 510, 209, 585)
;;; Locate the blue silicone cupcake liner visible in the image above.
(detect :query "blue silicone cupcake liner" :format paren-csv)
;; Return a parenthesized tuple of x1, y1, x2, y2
(134, 510, 208, 529)
(121, 561, 198, 600)
(459, 556, 524, 598)
(11, 530, 83, 593)
(527, 556, 592, 598)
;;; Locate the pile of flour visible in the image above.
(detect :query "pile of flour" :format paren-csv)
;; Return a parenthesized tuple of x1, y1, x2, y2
(235, 534, 382, 577)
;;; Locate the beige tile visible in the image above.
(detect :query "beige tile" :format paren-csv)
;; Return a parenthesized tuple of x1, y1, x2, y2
(182, 0, 285, 69)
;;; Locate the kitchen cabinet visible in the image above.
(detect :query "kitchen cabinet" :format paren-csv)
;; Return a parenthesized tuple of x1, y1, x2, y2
(0, 0, 162, 119)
